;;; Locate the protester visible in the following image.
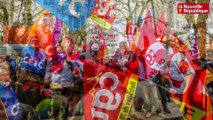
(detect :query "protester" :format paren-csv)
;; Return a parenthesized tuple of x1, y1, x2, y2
(0, 62, 11, 87)
(56, 44, 67, 61)
(81, 27, 106, 62)
(136, 49, 166, 118)
(0, 61, 22, 120)
(88, 31, 101, 60)
(155, 74, 171, 113)
(0, 86, 22, 120)
(141, 75, 167, 118)
(133, 48, 145, 112)
(19, 36, 46, 83)
(113, 41, 134, 71)
(1, 16, 205, 120)
(62, 34, 74, 57)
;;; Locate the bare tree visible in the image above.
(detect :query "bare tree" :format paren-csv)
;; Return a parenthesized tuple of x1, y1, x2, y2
(23, 0, 32, 25)
(9, 0, 14, 26)
(0, 0, 9, 24)
(184, 0, 209, 57)
(115, 0, 148, 25)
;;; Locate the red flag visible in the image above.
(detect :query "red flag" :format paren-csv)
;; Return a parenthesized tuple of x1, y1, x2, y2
(155, 14, 167, 38)
(7, 23, 29, 44)
(144, 10, 154, 32)
(90, 0, 116, 30)
(97, 28, 106, 59)
(3, 21, 8, 44)
(29, 11, 54, 59)
(137, 22, 155, 51)
(188, 24, 199, 59)
(136, 10, 155, 51)
(83, 60, 138, 120)
(139, 13, 212, 119)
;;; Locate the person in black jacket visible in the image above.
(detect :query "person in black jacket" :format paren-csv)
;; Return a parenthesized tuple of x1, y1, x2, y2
(156, 74, 171, 113)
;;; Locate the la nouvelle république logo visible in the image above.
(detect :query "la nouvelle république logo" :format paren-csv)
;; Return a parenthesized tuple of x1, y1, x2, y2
(177, 3, 209, 14)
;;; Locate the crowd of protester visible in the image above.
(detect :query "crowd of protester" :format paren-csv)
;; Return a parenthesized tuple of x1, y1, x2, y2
(0, 29, 213, 120)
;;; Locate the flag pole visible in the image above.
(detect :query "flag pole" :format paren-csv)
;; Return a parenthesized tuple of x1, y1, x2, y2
(164, 0, 173, 74)
(151, 0, 156, 33)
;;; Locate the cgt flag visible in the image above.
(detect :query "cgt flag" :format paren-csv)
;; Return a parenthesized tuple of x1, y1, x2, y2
(137, 13, 212, 120)
(90, 0, 116, 30)
(35, 0, 96, 31)
(83, 60, 138, 120)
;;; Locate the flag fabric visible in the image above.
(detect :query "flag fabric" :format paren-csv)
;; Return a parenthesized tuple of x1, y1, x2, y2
(8, 58, 17, 71)
(20, 45, 46, 75)
(49, 18, 63, 66)
(188, 24, 199, 59)
(97, 29, 107, 59)
(4, 11, 52, 46)
(53, 18, 63, 45)
(132, 10, 153, 49)
(0, 86, 21, 120)
(90, 0, 115, 30)
(35, 0, 96, 31)
(3, 21, 9, 44)
(170, 60, 212, 120)
(135, 11, 159, 80)
(29, 11, 54, 58)
(144, 10, 154, 32)
(138, 23, 154, 50)
(15, 25, 29, 44)
(6, 23, 29, 44)
(136, 10, 155, 51)
(83, 60, 138, 120)
(137, 13, 212, 120)
(155, 14, 167, 38)
(126, 21, 138, 48)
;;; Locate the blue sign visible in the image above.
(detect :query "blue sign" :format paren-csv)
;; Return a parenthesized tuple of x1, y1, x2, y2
(8, 58, 17, 71)
(0, 86, 21, 120)
(23, 45, 34, 58)
(35, 0, 96, 31)
(20, 45, 46, 74)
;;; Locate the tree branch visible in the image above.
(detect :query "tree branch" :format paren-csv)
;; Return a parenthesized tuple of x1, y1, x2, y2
(117, 0, 128, 6)
(127, 0, 132, 20)
(115, 8, 128, 19)
(132, 2, 138, 15)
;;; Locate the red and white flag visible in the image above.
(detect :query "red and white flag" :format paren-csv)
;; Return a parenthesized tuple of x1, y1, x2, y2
(83, 60, 138, 120)
(136, 13, 212, 120)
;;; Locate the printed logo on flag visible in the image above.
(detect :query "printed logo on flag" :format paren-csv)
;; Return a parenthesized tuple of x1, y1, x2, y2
(0, 86, 21, 120)
(188, 24, 198, 59)
(35, 0, 96, 31)
(20, 45, 46, 74)
(90, 0, 115, 30)
(137, 12, 212, 119)
(84, 67, 138, 120)
(177, 3, 209, 14)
